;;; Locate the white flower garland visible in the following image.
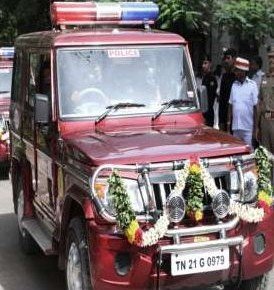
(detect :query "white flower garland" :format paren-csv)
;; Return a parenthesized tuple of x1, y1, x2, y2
(174, 160, 190, 193)
(229, 200, 264, 223)
(142, 213, 170, 247)
(172, 160, 265, 223)
(199, 161, 265, 223)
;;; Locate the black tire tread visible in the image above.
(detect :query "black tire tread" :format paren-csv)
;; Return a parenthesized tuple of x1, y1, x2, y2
(66, 217, 92, 290)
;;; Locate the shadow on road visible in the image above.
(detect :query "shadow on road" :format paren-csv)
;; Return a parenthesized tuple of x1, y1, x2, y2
(0, 213, 65, 290)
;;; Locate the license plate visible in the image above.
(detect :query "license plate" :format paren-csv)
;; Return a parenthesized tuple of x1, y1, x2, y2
(171, 247, 229, 276)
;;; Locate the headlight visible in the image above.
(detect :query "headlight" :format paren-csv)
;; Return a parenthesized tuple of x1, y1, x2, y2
(243, 171, 258, 202)
(94, 178, 147, 215)
(230, 169, 258, 202)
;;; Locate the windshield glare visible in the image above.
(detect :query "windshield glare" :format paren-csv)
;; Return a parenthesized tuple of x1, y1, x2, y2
(57, 46, 198, 118)
(0, 68, 12, 93)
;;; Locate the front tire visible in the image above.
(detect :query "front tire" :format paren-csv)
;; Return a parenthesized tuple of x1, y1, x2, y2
(66, 217, 91, 290)
(225, 273, 269, 290)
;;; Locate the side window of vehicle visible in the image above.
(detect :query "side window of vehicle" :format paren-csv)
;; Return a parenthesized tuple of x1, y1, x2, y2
(11, 51, 22, 103)
(23, 52, 52, 147)
(10, 51, 23, 133)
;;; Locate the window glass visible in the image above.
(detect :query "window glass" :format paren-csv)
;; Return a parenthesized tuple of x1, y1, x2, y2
(0, 67, 12, 93)
(23, 53, 51, 144)
(57, 45, 198, 118)
(11, 52, 22, 102)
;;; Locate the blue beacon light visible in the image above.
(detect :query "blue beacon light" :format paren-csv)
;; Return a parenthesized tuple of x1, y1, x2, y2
(120, 2, 159, 22)
(0, 47, 14, 58)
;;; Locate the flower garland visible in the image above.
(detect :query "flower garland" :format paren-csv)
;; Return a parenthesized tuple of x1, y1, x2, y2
(107, 146, 273, 246)
(185, 164, 204, 222)
(108, 171, 169, 247)
(255, 146, 273, 196)
(171, 146, 273, 223)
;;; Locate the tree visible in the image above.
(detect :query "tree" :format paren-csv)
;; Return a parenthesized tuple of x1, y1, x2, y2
(156, 0, 217, 37)
(215, 0, 274, 52)
(0, 0, 50, 45)
(0, 0, 17, 44)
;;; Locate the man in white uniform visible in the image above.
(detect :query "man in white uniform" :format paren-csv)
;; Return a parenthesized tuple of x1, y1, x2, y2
(227, 57, 259, 149)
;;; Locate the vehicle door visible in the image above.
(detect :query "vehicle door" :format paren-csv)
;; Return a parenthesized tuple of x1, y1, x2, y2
(28, 52, 56, 229)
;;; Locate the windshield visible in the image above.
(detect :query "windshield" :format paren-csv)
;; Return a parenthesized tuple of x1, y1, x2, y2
(0, 67, 12, 93)
(57, 46, 198, 118)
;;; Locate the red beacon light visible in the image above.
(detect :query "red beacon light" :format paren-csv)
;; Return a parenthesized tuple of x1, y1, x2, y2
(50, 2, 159, 26)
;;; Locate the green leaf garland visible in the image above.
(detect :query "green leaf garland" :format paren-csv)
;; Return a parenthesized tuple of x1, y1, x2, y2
(108, 170, 135, 230)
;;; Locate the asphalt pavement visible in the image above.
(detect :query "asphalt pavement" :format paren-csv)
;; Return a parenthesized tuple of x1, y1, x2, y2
(0, 179, 65, 290)
(0, 178, 273, 290)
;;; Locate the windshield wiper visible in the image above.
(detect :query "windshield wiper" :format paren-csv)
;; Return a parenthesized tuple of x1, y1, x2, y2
(0, 91, 9, 94)
(152, 99, 193, 121)
(95, 102, 145, 125)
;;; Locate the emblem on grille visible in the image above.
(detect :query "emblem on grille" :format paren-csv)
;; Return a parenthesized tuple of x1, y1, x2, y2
(212, 190, 230, 219)
(166, 191, 186, 223)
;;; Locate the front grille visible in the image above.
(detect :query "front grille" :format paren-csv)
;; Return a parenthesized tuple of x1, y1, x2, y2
(151, 173, 231, 214)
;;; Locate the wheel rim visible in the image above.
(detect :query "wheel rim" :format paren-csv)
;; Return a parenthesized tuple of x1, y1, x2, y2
(67, 242, 83, 290)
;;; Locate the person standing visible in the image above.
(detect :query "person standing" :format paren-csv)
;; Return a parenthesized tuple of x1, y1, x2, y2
(227, 57, 259, 149)
(258, 52, 274, 154)
(201, 55, 218, 127)
(249, 55, 265, 90)
(219, 48, 236, 131)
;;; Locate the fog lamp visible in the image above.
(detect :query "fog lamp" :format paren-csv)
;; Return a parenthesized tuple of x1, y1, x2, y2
(212, 190, 230, 219)
(115, 252, 132, 276)
(166, 191, 185, 223)
(254, 233, 266, 255)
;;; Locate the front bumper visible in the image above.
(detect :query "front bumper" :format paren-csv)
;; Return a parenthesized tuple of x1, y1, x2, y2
(88, 209, 274, 290)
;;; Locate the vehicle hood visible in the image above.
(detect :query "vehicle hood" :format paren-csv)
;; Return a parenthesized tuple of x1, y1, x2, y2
(64, 125, 249, 165)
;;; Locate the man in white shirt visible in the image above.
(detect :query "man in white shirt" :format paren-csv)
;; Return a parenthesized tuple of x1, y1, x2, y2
(227, 57, 259, 148)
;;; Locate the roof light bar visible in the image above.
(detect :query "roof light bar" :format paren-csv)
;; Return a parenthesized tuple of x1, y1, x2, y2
(50, 2, 159, 26)
(0, 47, 14, 59)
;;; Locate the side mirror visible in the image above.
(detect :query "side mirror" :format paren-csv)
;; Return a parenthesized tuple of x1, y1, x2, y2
(35, 93, 50, 123)
(198, 85, 208, 113)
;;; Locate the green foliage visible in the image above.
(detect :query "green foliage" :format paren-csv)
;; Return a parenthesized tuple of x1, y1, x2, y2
(0, 9, 17, 44)
(108, 171, 135, 230)
(186, 168, 204, 212)
(0, 0, 50, 44)
(156, 0, 216, 35)
(255, 146, 273, 195)
(215, 0, 274, 41)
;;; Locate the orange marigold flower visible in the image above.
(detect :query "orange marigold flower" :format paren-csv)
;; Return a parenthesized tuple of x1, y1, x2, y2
(134, 227, 143, 246)
(189, 164, 201, 175)
(125, 219, 139, 244)
(258, 190, 272, 206)
(195, 210, 203, 222)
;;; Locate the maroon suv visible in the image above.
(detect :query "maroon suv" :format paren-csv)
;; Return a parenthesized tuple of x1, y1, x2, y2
(10, 2, 274, 290)
(0, 48, 13, 177)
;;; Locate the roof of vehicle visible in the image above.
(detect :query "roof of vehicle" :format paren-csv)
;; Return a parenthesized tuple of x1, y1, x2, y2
(15, 28, 187, 48)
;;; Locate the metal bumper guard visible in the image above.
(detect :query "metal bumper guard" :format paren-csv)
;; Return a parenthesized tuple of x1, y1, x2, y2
(160, 216, 243, 254)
